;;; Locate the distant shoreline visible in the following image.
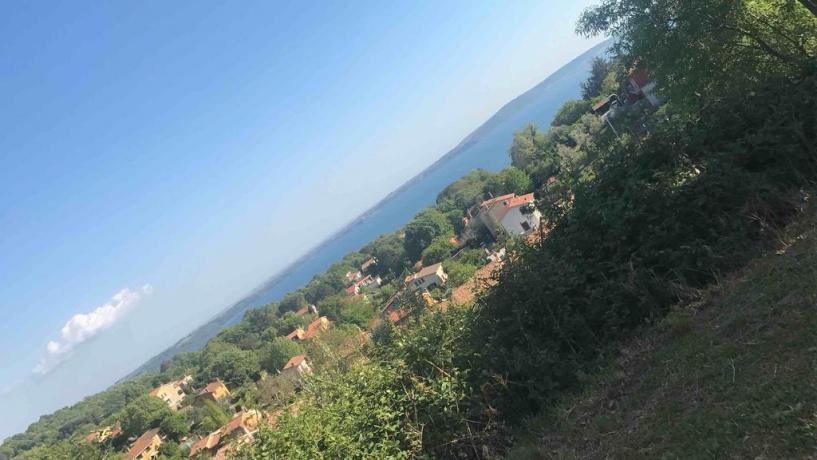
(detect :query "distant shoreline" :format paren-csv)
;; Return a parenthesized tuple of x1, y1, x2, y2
(121, 38, 612, 382)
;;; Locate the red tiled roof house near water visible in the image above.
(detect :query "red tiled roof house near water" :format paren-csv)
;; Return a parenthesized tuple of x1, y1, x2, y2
(476, 193, 541, 237)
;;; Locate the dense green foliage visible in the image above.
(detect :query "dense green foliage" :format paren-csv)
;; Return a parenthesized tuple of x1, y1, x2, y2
(403, 208, 454, 262)
(5, 2, 816, 458)
(508, 221, 817, 458)
(0, 378, 152, 459)
(259, 337, 304, 373)
(475, 73, 817, 420)
(579, 56, 613, 99)
(577, 0, 817, 110)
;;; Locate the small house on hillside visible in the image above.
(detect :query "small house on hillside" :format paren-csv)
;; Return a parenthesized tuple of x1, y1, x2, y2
(149, 375, 191, 411)
(189, 410, 260, 458)
(360, 257, 377, 274)
(279, 354, 312, 384)
(293, 304, 318, 317)
(189, 431, 221, 458)
(286, 327, 306, 341)
(285, 316, 331, 342)
(591, 94, 619, 116)
(345, 270, 363, 283)
(345, 274, 382, 296)
(125, 428, 161, 460)
(304, 316, 331, 339)
(477, 193, 541, 237)
(198, 379, 230, 403)
(85, 421, 122, 444)
(405, 263, 448, 292)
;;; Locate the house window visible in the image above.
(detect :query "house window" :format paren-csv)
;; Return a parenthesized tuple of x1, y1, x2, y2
(520, 221, 531, 231)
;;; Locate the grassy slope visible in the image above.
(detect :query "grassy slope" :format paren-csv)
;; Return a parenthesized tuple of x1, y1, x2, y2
(508, 217, 817, 459)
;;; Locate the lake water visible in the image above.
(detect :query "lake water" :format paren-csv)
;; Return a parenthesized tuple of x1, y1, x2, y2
(131, 41, 610, 375)
(224, 42, 609, 321)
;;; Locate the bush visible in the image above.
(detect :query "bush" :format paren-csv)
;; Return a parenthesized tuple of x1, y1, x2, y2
(551, 99, 592, 126)
(421, 235, 456, 265)
(443, 260, 479, 287)
(259, 337, 303, 373)
(472, 73, 817, 420)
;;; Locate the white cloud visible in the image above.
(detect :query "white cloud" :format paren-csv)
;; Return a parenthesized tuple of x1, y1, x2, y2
(33, 285, 153, 375)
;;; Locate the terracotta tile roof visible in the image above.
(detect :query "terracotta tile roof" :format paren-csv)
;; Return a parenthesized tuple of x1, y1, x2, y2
(304, 317, 329, 339)
(189, 432, 221, 458)
(294, 306, 309, 316)
(505, 193, 535, 209)
(387, 307, 412, 324)
(451, 260, 502, 305)
(202, 380, 223, 394)
(220, 411, 250, 437)
(125, 428, 160, 460)
(629, 67, 651, 89)
(213, 443, 236, 460)
(592, 95, 614, 113)
(283, 354, 306, 370)
(480, 193, 516, 208)
(286, 327, 306, 340)
(199, 380, 230, 399)
(479, 193, 536, 224)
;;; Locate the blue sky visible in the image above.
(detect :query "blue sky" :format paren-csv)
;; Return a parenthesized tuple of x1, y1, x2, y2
(0, 1, 603, 440)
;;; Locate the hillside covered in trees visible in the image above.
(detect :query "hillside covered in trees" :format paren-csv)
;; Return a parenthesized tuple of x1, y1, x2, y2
(2, 1, 816, 458)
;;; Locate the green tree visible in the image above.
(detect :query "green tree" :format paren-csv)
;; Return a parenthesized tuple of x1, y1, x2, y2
(361, 232, 409, 277)
(551, 99, 592, 126)
(580, 56, 612, 99)
(421, 235, 456, 265)
(278, 292, 307, 313)
(118, 395, 174, 440)
(260, 337, 304, 372)
(159, 441, 185, 459)
(198, 343, 260, 388)
(442, 260, 479, 287)
(403, 208, 454, 262)
(435, 169, 494, 212)
(483, 166, 533, 197)
(510, 124, 545, 169)
(318, 294, 373, 328)
(577, 0, 817, 110)
(159, 412, 189, 442)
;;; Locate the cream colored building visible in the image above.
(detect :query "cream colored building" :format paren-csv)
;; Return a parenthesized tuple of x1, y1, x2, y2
(148, 375, 191, 410)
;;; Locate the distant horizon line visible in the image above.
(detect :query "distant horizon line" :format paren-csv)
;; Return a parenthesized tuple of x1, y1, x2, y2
(230, 38, 614, 311)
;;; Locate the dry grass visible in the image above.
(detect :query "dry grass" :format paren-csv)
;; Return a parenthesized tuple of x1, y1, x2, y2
(506, 222, 817, 459)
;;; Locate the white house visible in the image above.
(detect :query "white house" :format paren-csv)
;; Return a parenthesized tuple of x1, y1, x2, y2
(477, 193, 541, 237)
(405, 263, 448, 292)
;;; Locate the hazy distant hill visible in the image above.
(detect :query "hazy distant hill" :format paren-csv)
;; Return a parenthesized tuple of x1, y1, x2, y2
(124, 39, 611, 380)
